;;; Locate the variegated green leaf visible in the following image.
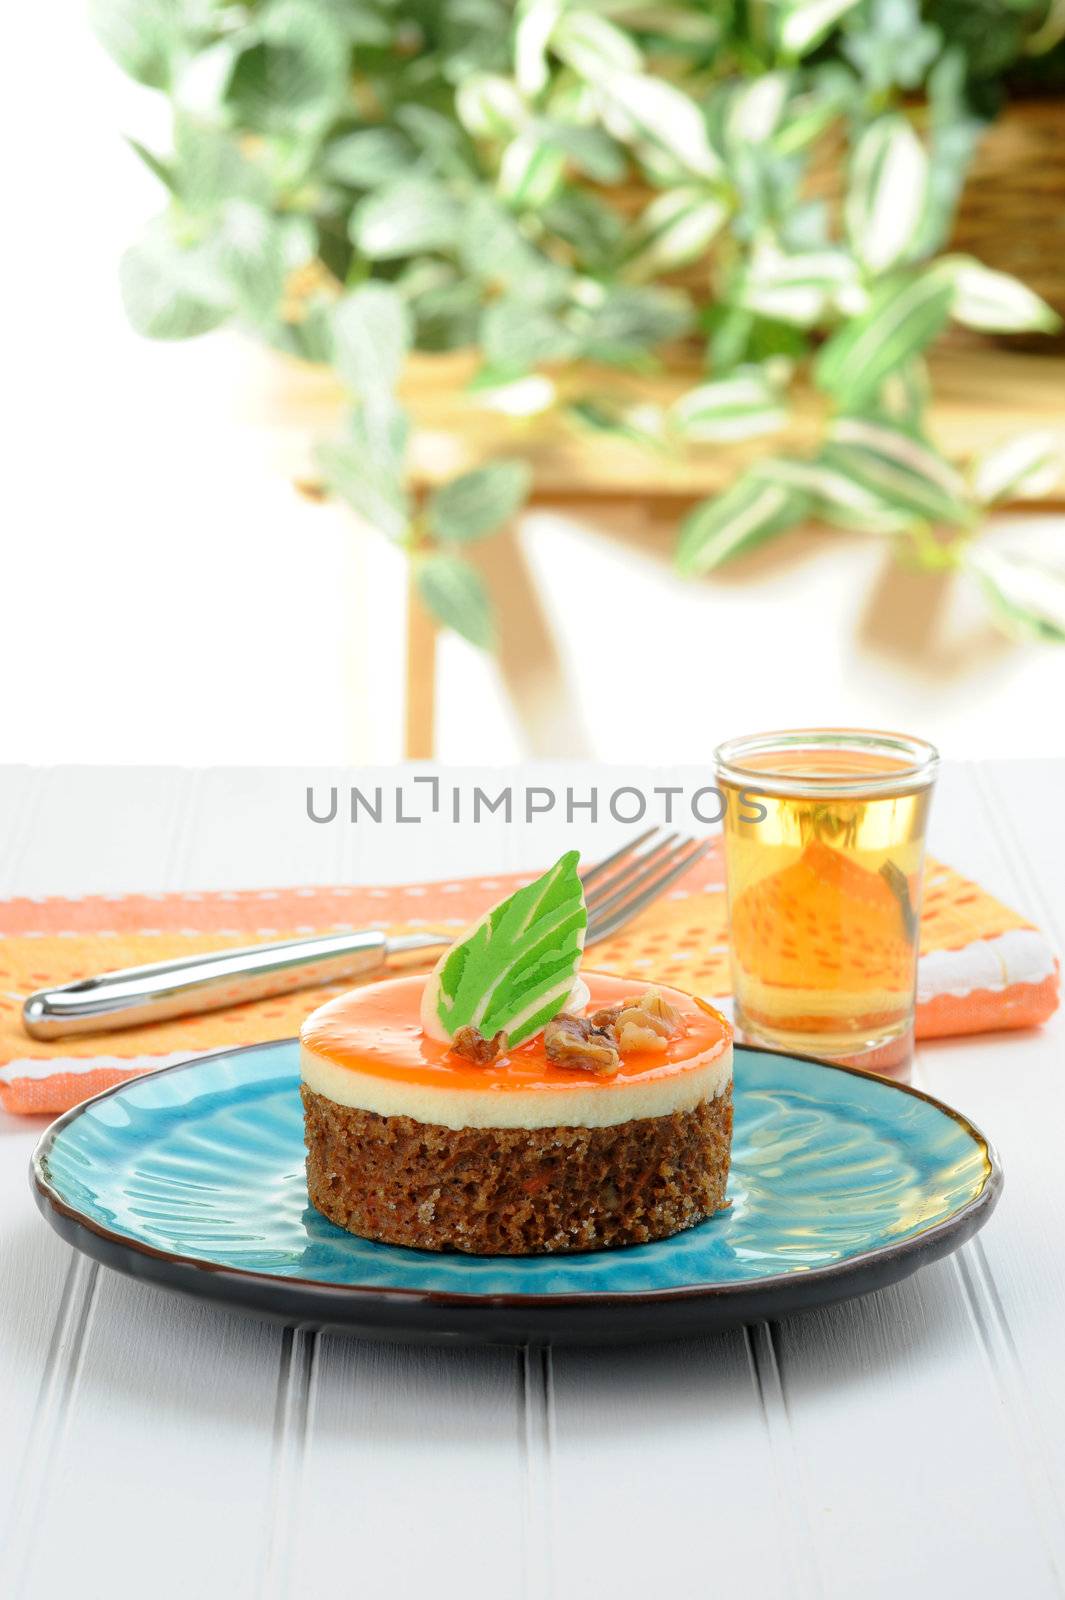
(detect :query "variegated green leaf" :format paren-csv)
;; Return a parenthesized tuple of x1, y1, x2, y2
(725, 73, 791, 147)
(575, 283, 693, 361)
(568, 397, 669, 451)
(966, 546, 1065, 643)
(120, 221, 230, 340)
(752, 455, 912, 533)
(226, 2, 349, 135)
(970, 432, 1064, 506)
(171, 116, 271, 212)
(395, 104, 476, 183)
(209, 199, 287, 322)
(459, 194, 568, 298)
(552, 10, 643, 81)
(456, 73, 527, 140)
(468, 370, 557, 417)
(351, 179, 462, 259)
(481, 297, 579, 368)
(126, 136, 175, 192)
(773, 70, 853, 154)
(499, 130, 567, 208)
(316, 433, 411, 544)
(514, 0, 563, 97)
(323, 128, 414, 187)
(542, 191, 624, 269)
(934, 256, 1061, 334)
(673, 368, 788, 443)
(90, 0, 183, 88)
(821, 415, 972, 525)
(534, 119, 627, 184)
(676, 475, 809, 575)
(544, 76, 599, 127)
(777, 0, 862, 57)
(400, 262, 481, 352)
(603, 73, 722, 181)
(172, 38, 242, 117)
(845, 115, 929, 276)
(331, 283, 412, 397)
(415, 554, 495, 648)
(427, 461, 532, 544)
(626, 187, 729, 279)
(739, 243, 859, 327)
(814, 271, 953, 407)
(844, 0, 939, 91)
(879, 359, 932, 428)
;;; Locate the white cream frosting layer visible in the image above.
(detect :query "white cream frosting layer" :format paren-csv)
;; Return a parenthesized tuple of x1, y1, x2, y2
(300, 1041, 732, 1132)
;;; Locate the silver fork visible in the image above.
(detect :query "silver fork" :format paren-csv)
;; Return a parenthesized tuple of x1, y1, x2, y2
(21, 829, 711, 1040)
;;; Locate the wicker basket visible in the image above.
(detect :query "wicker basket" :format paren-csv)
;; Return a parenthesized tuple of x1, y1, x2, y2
(944, 99, 1065, 319)
(613, 98, 1065, 325)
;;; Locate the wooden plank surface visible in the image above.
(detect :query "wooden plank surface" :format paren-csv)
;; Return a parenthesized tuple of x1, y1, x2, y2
(1, 764, 1064, 1599)
(265, 344, 1065, 503)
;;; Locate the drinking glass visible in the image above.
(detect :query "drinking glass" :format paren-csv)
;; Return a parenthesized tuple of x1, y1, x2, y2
(714, 728, 939, 1077)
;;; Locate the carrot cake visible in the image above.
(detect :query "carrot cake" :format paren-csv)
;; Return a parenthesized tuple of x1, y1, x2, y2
(299, 853, 733, 1255)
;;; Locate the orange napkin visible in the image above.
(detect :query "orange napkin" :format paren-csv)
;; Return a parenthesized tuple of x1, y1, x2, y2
(1, 844, 1057, 1115)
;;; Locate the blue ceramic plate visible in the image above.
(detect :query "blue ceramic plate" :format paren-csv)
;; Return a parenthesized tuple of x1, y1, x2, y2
(32, 1042, 1001, 1345)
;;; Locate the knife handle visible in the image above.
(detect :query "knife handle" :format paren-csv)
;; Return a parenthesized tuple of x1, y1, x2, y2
(21, 929, 445, 1040)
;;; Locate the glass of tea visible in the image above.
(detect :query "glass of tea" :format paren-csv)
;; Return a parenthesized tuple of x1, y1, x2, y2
(714, 728, 939, 1077)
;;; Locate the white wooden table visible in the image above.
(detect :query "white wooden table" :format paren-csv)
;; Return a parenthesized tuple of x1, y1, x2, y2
(1, 763, 1063, 1600)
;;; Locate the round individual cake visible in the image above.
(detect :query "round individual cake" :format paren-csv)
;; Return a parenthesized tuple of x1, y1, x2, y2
(300, 971, 733, 1255)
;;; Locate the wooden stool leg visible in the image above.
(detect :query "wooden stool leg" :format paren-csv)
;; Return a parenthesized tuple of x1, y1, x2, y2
(404, 574, 437, 759)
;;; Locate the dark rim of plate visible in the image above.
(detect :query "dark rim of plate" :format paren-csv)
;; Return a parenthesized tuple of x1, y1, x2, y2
(30, 1039, 1003, 1310)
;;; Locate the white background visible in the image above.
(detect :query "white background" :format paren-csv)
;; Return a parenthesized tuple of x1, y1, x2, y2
(3, 9, 1064, 766)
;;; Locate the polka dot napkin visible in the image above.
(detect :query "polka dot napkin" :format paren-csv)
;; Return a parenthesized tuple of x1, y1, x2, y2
(1, 842, 1057, 1114)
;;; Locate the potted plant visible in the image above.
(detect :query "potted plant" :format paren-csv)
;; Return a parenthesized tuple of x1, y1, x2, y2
(96, 0, 1065, 649)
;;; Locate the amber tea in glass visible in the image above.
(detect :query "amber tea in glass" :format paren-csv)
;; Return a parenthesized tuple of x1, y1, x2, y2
(715, 729, 938, 1077)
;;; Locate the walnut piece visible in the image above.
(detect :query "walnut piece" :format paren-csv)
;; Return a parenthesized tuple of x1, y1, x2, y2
(614, 989, 687, 1054)
(449, 1025, 506, 1064)
(589, 1004, 622, 1029)
(545, 989, 686, 1073)
(544, 1013, 620, 1076)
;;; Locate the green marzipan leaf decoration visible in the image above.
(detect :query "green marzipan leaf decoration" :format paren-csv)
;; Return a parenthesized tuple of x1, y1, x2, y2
(426, 852, 587, 1046)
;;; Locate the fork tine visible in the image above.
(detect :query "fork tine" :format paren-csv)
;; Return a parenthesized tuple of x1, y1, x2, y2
(586, 834, 696, 924)
(584, 831, 680, 914)
(579, 825, 660, 889)
(586, 839, 712, 946)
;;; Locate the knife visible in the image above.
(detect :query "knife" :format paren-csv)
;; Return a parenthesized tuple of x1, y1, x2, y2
(21, 930, 450, 1040)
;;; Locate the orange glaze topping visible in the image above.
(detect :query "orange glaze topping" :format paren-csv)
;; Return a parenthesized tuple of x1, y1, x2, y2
(300, 973, 730, 1095)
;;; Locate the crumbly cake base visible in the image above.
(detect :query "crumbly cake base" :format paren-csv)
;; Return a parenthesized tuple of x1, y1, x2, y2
(301, 1083, 733, 1256)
